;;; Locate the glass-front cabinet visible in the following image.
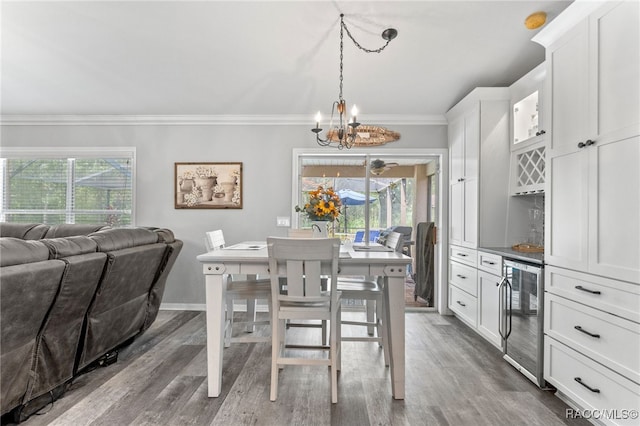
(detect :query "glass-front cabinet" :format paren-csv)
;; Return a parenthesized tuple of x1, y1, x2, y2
(509, 63, 547, 195)
(513, 91, 541, 145)
(510, 63, 546, 150)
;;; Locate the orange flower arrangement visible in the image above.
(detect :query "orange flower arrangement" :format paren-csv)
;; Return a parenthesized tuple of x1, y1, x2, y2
(295, 185, 342, 222)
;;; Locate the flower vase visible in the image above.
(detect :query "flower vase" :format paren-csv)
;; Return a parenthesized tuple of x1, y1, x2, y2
(194, 177, 216, 201)
(310, 221, 329, 238)
(179, 178, 194, 193)
(220, 182, 235, 202)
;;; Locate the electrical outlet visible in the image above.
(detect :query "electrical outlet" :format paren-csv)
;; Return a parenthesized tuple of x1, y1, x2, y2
(276, 216, 290, 227)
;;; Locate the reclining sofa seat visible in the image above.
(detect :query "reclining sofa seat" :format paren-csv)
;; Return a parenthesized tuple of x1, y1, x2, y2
(76, 227, 168, 370)
(141, 227, 184, 331)
(0, 239, 66, 415)
(23, 236, 107, 408)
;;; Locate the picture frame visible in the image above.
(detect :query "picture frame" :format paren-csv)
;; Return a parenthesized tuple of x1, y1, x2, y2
(175, 162, 242, 209)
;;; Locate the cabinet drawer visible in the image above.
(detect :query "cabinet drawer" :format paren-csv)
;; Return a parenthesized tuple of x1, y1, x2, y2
(449, 245, 477, 267)
(546, 266, 640, 323)
(545, 294, 640, 384)
(449, 285, 478, 327)
(478, 251, 502, 275)
(545, 338, 640, 426)
(449, 261, 478, 296)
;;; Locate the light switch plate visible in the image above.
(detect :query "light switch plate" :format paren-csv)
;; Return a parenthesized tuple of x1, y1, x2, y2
(276, 216, 290, 227)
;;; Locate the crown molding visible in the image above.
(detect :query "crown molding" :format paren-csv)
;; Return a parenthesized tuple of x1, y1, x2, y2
(0, 114, 447, 126)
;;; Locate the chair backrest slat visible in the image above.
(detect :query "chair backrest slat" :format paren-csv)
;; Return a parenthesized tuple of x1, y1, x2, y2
(285, 259, 305, 297)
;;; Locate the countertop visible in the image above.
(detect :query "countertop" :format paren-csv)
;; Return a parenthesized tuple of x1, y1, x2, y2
(480, 247, 544, 265)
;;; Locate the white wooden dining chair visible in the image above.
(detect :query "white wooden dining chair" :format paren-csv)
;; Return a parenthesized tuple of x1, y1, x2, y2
(337, 231, 404, 366)
(267, 237, 342, 403)
(205, 230, 271, 346)
(285, 228, 328, 344)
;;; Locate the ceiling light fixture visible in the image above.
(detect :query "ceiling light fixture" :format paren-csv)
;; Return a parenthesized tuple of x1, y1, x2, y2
(312, 14, 397, 149)
(525, 11, 547, 30)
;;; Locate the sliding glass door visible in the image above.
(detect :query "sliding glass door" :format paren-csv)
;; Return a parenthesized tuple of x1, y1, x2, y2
(293, 149, 443, 308)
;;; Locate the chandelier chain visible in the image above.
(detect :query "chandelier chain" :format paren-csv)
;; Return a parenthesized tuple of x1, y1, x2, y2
(341, 19, 392, 54)
(339, 20, 344, 101)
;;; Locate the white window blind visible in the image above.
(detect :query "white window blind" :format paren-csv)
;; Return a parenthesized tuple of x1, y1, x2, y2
(0, 148, 135, 225)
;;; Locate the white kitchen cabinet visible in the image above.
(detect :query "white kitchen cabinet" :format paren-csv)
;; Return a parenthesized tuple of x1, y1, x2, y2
(534, 1, 640, 421)
(448, 105, 479, 248)
(547, 117, 640, 284)
(509, 63, 547, 196)
(542, 1, 640, 159)
(478, 269, 502, 349)
(446, 88, 510, 249)
(511, 62, 547, 150)
(539, 0, 640, 284)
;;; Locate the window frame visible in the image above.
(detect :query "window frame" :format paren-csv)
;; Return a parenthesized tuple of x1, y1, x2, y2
(0, 147, 136, 225)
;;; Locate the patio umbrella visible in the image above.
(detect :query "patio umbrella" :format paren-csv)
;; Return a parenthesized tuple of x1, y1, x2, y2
(337, 189, 376, 232)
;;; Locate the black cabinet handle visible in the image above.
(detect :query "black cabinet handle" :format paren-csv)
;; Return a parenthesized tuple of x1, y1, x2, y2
(574, 377, 600, 393)
(578, 139, 596, 149)
(574, 325, 600, 338)
(456, 274, 467, 279)
(456, 300, 466, 307)
(575, 285, 601, 295)
(483, 260, 496, 265)
(457, 253, 468, 257)
(535, 130, 546, 136)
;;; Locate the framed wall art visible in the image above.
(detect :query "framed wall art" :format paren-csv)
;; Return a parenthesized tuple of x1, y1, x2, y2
(175, 162, 242, 209)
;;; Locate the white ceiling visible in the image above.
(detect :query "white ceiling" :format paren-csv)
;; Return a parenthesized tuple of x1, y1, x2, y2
(1, 1, 572, 121)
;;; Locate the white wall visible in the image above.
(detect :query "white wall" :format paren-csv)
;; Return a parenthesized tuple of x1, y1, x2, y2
(1, 122, 447, 307)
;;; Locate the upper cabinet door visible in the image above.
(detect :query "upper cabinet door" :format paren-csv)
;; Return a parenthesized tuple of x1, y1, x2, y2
(463, 105, 480, 181)
(589, 1, 640, 145)
(548, 20, 590, 158)
(548, 1, 639, 159)
(449, 116, 464, 184)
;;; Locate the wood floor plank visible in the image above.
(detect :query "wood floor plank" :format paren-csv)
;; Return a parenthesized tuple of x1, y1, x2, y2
(4, 311, 591, 426)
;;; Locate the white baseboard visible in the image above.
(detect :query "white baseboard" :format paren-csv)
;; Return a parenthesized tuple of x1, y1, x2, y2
(160, 303, 205, 311)
(159, 302, 269, 312)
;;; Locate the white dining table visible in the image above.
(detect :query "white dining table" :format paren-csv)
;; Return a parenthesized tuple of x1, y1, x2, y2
(196, 240, 412, 399)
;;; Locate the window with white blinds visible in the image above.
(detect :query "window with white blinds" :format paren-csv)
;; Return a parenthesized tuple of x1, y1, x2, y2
(0, 148, 135, 226)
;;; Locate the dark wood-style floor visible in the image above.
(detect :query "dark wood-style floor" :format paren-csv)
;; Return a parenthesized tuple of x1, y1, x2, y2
(8, 310, 589, 426)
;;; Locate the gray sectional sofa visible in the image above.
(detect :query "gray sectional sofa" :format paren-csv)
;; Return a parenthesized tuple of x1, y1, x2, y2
(0, 223, 183, 421)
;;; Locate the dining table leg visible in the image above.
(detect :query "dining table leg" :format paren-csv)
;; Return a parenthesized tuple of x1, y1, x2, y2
(204, 269, 227, 397)
(384, 273, 406, 399)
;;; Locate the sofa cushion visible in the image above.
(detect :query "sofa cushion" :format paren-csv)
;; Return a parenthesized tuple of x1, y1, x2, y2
(44, 224, 110, 238)
(0, 239, 50, 267)
(41, 236, 98, 259)
(89, 228, 159, 252)
(0, 223, 49, 240)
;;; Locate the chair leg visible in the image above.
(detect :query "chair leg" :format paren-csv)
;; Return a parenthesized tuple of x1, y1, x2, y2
(270, 317, 282, 402)
(366, 299, 375, 336)
(331, 305, 341, 403)
(381, 303, 390, 367)
(322, 320, 327, 346)
(246, 298, 257, 333)
(224, 297, 233, 347)
(375, 298, 383, 347)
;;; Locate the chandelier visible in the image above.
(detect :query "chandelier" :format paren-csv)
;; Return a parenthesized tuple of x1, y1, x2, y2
(312, 14, 397, 149)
